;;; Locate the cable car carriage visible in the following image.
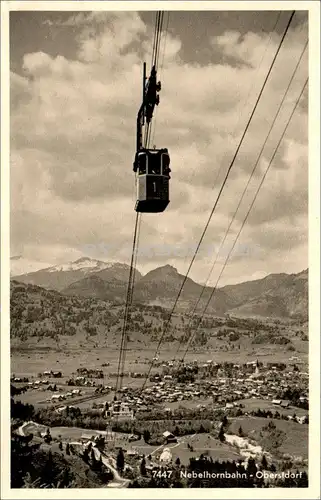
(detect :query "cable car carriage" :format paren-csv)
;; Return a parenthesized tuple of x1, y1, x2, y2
(133, 148, 171, 213)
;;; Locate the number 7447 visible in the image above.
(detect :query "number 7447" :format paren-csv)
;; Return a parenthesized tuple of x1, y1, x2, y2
(152, 470, 173, 479)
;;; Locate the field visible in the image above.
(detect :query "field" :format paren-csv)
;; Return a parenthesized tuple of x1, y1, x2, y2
(132, 433, 242, 465)
(11, 342, 308, 380)
(237, 398, 308, 417)
(228, 417, 308, 459)
(10, 347, 155, 379)
(22, 422, 129, 444)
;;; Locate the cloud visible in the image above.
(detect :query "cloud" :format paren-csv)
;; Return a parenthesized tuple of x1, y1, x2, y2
(10, 11, 308, 285)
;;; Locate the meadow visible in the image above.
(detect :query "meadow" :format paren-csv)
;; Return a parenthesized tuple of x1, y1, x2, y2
(228, 417, 308, 460)
(11, 340, 308, 381)
(237, 398, 308, 417)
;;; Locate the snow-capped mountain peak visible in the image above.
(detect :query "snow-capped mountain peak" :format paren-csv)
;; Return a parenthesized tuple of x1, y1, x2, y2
(48, 257, 113, 273)
(11, 256, 138, 292)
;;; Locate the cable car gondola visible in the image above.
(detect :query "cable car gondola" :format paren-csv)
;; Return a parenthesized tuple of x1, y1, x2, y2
(133, 60, 171, 213)
(133, 147, 170, 213)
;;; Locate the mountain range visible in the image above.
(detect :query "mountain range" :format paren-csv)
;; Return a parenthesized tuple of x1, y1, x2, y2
(11, 257, 308, 319)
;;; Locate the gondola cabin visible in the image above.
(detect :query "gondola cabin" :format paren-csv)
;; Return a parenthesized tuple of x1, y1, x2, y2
(134, 148, 170, 213)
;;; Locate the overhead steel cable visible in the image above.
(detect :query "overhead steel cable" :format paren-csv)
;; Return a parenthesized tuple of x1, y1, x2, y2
(172, 11, 284, 351)
(174, 37, 308, 361)
(145, 11, 164, 149)
(158, 12, 170, 82)
(137, 10, 296, 396)
(150, 11, 160, 69)
(151, 12, 170, 148)
(154, 12, 164, 68)
(145, 12, 160, 150)
(121, 213, 141, 391)
(152, 10, 281, 192)
(181, 77, 308, 362)
(114, 211, 141, 396)
(123, 213, 142, 368)
(129, 213, 142, 305)
(111, 214, 140, 444)
(151, 12, 160, 67)
(114, 11, 166, 406)
(148, 10, 280, 324)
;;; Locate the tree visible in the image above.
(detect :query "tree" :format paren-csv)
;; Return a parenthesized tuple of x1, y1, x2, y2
(247, 457, 257, 480)
(221, 415, 228, 427)
(140, 457, 147, 476)
(218, 426, 225, 442)
(260, 420, 285, 452)
(261, 454, 268, 470)
(11, 398, 35, 421)
(175, 457, 181, 466)
(82, 447, 89, 464)
(65, 443, 70, 455)
(11, 429, 40, 488)
(95, 434, 105, 450)
(298, 470, 308, 487)
(238, 425, 244, 437)
(199, 424, 206, 433)
(96, 454, 103, 472)
(22, 472, 39, 488)
(116, 448, 125, 472)
(58, 441, 63, 451)
(40, 450, 57, 487)
(44, 428, 52, 444)
(143, 429, 151, 443)
(90, 448, 99, 470)
(57, 467, 74, 488)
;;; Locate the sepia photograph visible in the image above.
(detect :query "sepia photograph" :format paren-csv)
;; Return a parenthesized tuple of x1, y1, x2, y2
(1, 1, 320, 497)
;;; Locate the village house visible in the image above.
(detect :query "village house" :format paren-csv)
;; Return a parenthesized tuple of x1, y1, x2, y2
(105, 402, 135, 421)
(51, 394, 64, 401)
(163, 431, 177, 444)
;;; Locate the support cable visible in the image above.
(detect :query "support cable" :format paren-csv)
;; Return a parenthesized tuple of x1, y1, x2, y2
(137, 10, 296, 396)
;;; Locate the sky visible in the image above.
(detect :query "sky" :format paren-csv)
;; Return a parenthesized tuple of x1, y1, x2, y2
(9, 7, 309, 286)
